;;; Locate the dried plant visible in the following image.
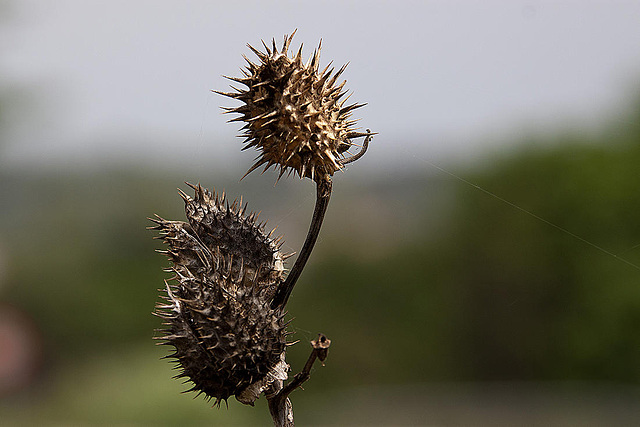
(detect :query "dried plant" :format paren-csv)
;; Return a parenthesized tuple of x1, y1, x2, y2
(215, 30, 369, 181)
(151, 31, 373, 426)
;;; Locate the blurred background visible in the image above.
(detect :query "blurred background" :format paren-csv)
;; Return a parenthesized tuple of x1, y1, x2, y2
(2, 1, 640, 425)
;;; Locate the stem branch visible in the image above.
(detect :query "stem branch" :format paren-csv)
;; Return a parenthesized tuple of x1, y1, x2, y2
(266, 334, 332, 427)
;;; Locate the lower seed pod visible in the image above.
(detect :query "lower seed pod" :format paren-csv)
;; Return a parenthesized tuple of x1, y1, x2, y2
(151, 183, 290, 406)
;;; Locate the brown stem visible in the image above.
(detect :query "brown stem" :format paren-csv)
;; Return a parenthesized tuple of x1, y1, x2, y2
(340, 129, 375, 166)
(271, 178, 332, 309)
(266, 334, 332, 426)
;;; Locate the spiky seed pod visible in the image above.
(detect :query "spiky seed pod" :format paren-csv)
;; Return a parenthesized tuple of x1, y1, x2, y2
(217, 31, 366, 181)
(151, 183, 290, 406)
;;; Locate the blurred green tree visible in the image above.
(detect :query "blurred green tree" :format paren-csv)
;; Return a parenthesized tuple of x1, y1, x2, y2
(296, 96, 640, 384)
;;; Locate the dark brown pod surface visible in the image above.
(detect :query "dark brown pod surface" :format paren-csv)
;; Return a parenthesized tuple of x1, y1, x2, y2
(151, 184, 288, 405)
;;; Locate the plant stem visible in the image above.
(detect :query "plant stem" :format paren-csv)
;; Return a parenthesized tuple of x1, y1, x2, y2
(271, 178, 332, 309)
(266, 334, 331, 426)
(340, 130, 374, 166)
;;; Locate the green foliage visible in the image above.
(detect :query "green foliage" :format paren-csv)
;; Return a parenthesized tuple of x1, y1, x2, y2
(291, 115, 640, 384)
(442, 135, 640, 382)
(1, 171, 180, 354)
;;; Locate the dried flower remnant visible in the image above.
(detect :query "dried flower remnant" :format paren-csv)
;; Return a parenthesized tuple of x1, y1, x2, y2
(218, 31, 375, 310)
(217, 30, 373, 182)
(151, 183, 292, 406)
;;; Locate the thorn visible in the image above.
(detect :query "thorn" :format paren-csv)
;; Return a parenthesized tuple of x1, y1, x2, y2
(247, 43, 267, 60)
(339, 102, 366, 116)
(221, 75, 249, 85)
(242, 54, 257, 68)
(282, 29, 297, 53)
(212, 89, 240, 98)
(261, 39, 272, 56)
(294, 43, 304, 65)
(177, 188, 190, 202)
(326, 63, 348, 88)
(242, 158, 268, 180)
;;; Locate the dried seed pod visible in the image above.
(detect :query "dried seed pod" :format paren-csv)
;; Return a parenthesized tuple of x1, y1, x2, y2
(217, 31, 366, 181)
(151, 183, 290, 406)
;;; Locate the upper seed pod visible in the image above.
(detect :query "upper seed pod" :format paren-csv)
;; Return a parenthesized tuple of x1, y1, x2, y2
(217, 31, 366, 181)
(151, 183, 290, 406)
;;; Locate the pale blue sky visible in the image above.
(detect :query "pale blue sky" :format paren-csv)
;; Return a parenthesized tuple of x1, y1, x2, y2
(2, 1, 640, 172)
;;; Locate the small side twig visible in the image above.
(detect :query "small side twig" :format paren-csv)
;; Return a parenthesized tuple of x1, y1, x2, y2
(266, 334, 332, 427)
(340, 129, 375, 166)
